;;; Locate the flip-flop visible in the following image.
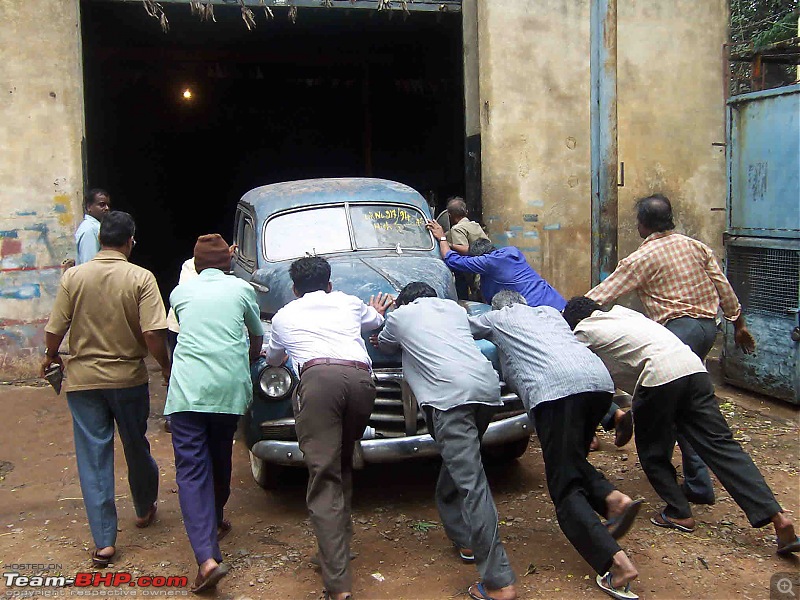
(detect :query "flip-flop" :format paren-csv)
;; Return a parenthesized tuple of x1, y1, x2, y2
(614, 411, 634, 447)
(467, 582, 498, 600)
(650, 510, 695, 533)
(454, 544, 475, 563)
(217, 520, 232, 542)
(91, 549, 115, 569)
(191, 563, 230, 593)
(777, 535, 800, 556)
(605, 499, 643, 540)
(596, 572, 638, 600)
(135, 503, 158, 529)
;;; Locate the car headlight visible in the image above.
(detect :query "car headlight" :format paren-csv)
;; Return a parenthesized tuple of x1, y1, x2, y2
(258, 365, 295, 400)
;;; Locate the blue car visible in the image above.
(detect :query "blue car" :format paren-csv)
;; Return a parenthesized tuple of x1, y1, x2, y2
(232, 177, 531, 488)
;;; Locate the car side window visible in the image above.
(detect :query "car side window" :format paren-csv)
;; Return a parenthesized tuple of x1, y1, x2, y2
(241, 217, 257, 262)
(234, 209, 258, 270)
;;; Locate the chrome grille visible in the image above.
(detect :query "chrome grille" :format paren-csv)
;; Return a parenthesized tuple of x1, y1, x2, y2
(371, 369, 427, 437)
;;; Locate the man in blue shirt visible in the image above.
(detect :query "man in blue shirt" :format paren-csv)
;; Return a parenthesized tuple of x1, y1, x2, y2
(427, 221, 565, 309)
(75, 189, 111, 264)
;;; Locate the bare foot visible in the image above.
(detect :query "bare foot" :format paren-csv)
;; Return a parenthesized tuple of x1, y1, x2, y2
(95, 545, 115, 559)
(608, 550, 638, 589)
(468, 582, 517, 600)
(773, 512, 797, 546)
(589, 435, 600, 452)
(605, 490, 633, 520)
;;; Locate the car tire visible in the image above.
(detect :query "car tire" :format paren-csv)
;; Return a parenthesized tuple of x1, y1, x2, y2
(482, 436, 530, 463)
(249, 450, 285, 490)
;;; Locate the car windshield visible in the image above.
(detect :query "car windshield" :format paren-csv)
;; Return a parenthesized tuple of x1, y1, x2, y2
(350, 204, 432, 250)
(263, 203, 432, 260)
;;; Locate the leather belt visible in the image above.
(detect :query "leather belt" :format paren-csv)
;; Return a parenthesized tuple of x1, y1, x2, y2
(300, 358, 371, 377)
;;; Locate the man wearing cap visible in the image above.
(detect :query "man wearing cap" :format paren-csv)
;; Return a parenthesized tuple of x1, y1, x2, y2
(41, 211, 169, 568)
(266, 256, 392, 600)
(165, 234, 263, 593)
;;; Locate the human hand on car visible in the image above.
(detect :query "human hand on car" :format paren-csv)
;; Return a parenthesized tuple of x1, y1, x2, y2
(369, 334, 380, 349)
(369, 292, 395, 316)
(426, 220, 445, 239)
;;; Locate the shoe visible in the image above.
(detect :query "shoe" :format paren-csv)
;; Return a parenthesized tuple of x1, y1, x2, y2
(191, 563, 229, 593)
(614, 411, 633, 447)
(91, 548, 116, 568)
(604, 499, 643, 540)
(650, 509, 695, 533)
(135, 503, 158, 529)
(596, 572, 638, 600)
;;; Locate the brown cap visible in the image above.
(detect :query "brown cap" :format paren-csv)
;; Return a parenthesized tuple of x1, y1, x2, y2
(194, 234, 231, 273)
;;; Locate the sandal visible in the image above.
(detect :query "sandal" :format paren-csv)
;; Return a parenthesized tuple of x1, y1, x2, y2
(604, 499, 643, 540)
(596, 572, 638, 600)
(217, 520, 232, 542)
(777, 535, 800, 556)
(91, 548, 116, 569)
(650, 509, 695, 533)
(467, 582, 498, 600)
(456, 544, 475, 563)
(191, 562, 229, 593)
(135, 502, 158, 529)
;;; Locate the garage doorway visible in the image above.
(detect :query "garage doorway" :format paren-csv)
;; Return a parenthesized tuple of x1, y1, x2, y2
(80, 1, 465, 294)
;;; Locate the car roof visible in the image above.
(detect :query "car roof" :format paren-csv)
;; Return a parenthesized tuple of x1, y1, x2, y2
(239, 177, 430, 218)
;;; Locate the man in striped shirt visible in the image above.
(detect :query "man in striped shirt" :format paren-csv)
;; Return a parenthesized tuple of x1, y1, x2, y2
(469, 290, 642, 600)
(587, 194, 755, 505)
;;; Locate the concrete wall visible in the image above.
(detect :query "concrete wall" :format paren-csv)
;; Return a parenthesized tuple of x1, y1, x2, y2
(0, 0, 84, 380)
(475, 0, 728, 298)
(617, 0, 728, 260)
(476, 0, 593, 298)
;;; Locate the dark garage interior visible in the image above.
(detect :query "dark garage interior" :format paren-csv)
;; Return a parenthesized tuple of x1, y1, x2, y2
(80, 1, 465, 295)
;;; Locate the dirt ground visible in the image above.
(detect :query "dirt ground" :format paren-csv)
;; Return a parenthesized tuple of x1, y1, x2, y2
(1, 360, 798, 600)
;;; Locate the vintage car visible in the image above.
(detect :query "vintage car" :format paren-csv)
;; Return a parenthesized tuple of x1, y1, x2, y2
(231, 177, 532, 488)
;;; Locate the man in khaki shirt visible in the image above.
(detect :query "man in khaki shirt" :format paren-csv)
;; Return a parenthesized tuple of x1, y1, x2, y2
(42, 211, 171, 568)
(444, 197, 489, 300)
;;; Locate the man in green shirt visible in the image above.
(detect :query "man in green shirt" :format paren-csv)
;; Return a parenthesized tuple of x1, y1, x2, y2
(165, 234, 264, 593)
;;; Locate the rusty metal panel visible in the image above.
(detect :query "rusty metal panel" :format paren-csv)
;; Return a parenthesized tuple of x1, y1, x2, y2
(727, 84, 800, 239)
(723, 237, 800, 404)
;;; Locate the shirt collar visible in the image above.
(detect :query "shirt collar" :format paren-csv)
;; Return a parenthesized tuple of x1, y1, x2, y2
(84, 214, 100, 225)
(94, 249, 128, 261)
(641, 231, 675, 246)
(198, 268, 226, 278)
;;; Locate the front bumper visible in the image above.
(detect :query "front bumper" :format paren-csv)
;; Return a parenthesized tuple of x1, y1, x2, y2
(250, 412, 532, 468)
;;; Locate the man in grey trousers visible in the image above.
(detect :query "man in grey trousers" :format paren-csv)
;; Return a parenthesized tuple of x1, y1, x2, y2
(373, 282, 517, 600)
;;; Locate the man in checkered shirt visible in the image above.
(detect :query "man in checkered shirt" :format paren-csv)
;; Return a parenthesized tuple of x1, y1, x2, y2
(586, 194, 755, 507)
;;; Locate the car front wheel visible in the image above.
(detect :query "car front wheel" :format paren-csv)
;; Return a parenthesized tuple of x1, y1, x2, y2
(249, 450, 285, 490)
(482, 436, 530, 463)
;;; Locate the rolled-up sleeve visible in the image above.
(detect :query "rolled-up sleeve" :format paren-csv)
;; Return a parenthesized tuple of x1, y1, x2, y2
(704, 249, 742, 321)
(444, 251, 493, 274)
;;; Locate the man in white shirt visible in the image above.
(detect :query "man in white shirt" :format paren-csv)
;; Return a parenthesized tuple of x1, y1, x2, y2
(75, 189, 111, 265)
(266, 257, 392, 600)
(563, 297, 800, 558)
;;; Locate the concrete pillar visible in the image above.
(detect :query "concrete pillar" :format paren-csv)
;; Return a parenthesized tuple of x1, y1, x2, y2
(0, 0, 85, 379)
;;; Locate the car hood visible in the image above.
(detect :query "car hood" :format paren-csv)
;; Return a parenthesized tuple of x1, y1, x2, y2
(250, 254, 457, 317)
